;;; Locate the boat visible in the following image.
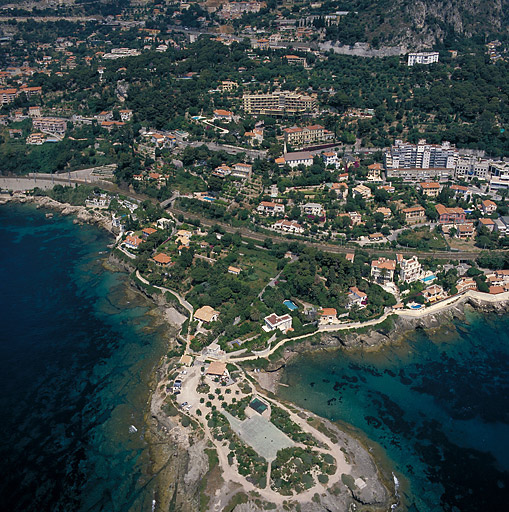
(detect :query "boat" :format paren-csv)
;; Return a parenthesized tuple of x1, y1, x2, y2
(129, 425, 138, 433)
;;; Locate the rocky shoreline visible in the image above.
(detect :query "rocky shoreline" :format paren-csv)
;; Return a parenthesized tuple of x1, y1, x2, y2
(0, 193, 117, 234)
(255, 296, 509, 394)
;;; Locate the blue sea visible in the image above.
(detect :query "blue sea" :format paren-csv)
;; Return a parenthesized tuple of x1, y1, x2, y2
(0, 203, 171, 511)
(279, 317, 509, 511)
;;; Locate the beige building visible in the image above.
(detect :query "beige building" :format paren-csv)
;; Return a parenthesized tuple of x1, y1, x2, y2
(32, 117, 67, 136)
(283, 124, 333, 147)
(243, 91, 316, 116)
(371, 258, 396, 283)
(402, 206, 426, 224)
(194, 306, 219, 324)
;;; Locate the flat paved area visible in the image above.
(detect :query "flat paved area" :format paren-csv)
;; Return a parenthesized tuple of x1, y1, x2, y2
(223, 410, 294, 461)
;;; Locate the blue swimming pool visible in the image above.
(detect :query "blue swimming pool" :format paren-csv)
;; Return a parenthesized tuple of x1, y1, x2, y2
(283, 300, 298, 311)
(203, 196, 215, 202)
(422, 275, 436, 283)
(410, 304, 423, 309)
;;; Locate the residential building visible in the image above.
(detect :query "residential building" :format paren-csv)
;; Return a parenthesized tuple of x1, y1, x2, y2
(212, 164, 231, 177)
(142, 227, 157, 239)
(400, 256, 422, 282)
(231, 163, 252, 179)
(367, 163, 382, 182)
(302, 202, 325, 217)
(450, 184, 469, 197)
(124, 235, 143, 250)
(285, 54, 308, 67)
(322, 151, 338, 167)
(402, 206, 426, 224)
(371, 258, 396, 283)
(227, 266, 241, 275)
(101, 120, 125, 131)
(0, 88, 18, 104)
(368, 232, 384, 241)
(353, 184, 372, 199)
(213, 109, 234, 121)
(283, 124, 333, 147)
(457, 223, 475, 239)
(376, 207, 392, 218)
(435, 204, 466, 224)
(221, 80, 238, 91)
(423, 284, 446, 302)
(252, 38, 270, 50)
(243, 91, 316, 116)
(119, 109, 132, 121)
(331, 182, 348, 199)
(273, 219, 304, 234)
(346, 253, 355, 263)
(407, 51, 439, 66)
(456, 277, 477, 294)
(418, 182, 440, 197)
(257, 201, 284, 216)
(481, 199, 497, 215)
(264, 313, 293, 333)
(152, 253, 172, 266)
(33, 117, 67, 136)
(478, 218, 495, 232)
(385, 139, 457, 181)
(379, 184, 395, 193)
(494, 217, 509, 235)
(455, 157, 490, 181)
(348, 287, 367, 307)
(195, 305, 219, 323)
(348, 212, 363, 225)
(28, 106, 41, 117)
(26, 132, 46, 145)
(319, 308, 338, 325)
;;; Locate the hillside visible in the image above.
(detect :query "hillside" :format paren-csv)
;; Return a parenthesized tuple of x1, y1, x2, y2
(326, 0, 508, 48)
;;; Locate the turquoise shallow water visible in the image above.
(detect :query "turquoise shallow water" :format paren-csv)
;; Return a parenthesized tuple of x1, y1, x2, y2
(279, 316, 509, 511)
(0, 203, 169, 511)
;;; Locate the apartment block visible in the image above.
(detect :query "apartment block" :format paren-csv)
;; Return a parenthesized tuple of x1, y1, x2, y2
(32, 117, 67, 136)
(407, 52, 439, 66)
(385, 139, 457, 172)
(243, 91, 316, 116)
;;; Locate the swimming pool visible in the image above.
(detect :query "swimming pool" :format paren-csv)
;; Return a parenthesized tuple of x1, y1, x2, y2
(410, 304, 423, 309)
(283, 300, 298, 311)
(422, 275, 436, 283)
(203, 196, 215, 202)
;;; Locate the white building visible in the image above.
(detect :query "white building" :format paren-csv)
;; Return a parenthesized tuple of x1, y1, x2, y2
(263, 313, 292, 333)
(455, 157, 490, 181)
(386, 139, 457, 171)
(400, 256, 423, 283)
(231, 163, 252, 179)
(353, 184, 372, 199)
(277, 151, 313, 168)
(407, 52, 439, 66)
(301, 202, 325, 217)
(273, 220, 304, 234)
(257, 201, 284, 216)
